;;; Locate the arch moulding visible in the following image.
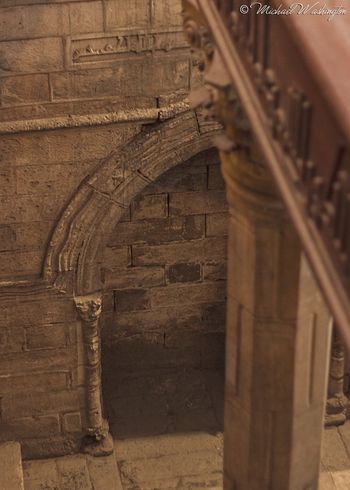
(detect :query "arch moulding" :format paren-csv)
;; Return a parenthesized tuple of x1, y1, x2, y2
(43, 109, 221, 296)
(40, 109, 222, 454)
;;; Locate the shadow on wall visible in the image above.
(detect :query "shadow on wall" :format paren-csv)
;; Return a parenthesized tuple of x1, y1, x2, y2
(100, 149, 226, 441)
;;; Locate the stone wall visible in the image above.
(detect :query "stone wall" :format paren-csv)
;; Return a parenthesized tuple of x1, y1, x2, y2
(102, 150, 228, 373)
(0, 0, 216, 458)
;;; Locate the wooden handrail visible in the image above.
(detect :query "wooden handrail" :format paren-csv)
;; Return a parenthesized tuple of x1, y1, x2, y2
(182, 0, 350, 349)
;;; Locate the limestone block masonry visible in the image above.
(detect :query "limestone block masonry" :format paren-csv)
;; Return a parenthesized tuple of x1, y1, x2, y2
(0, 0, 225, 458)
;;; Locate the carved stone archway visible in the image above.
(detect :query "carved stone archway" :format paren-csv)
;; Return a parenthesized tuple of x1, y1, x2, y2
(44, 109, 221, 453)
(44, 109, 220, 296)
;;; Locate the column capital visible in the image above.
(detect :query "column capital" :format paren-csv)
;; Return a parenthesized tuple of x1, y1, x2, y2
(74, 293, 102, 323)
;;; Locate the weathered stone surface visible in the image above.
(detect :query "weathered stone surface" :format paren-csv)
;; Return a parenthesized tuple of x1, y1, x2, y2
(25, 324, 68, 350)
(132, 237, 227, 266)
(3, 415, 60, 439)
(0, 4, 69, 41)
(101, 246, 131, 270)
(208, 163, 225, 190)
(62, 412, 82, 434)
(150, 282, 226, 308)
(108, 215, 205, 246)
(0, 442, 24, 490)
(2, 390, 81, 420)
(114, 288, 151, 312)
(0, 371, 68, 394)
(144, 162, 207, 194)
(170, 190, 227, 216)
(0, 74, 50, 106)
(152, 0, 183, 26)
(206, 213, 228, 237)
(131, 193, 168, 220)
(51, 59, 189, 100)
(166, 262, 201, 283)
(69, 1, 104, 34)
(104, 0, 151, 29)
(0, 38, 64, 74)
(0, 125, 138, 167)
(103, 266, 164, 289)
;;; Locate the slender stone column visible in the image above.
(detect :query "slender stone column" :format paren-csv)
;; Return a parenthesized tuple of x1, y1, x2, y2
(74, 293, 113, 456)
(325, 327, 347, 426)
(221, 148, 331, 490)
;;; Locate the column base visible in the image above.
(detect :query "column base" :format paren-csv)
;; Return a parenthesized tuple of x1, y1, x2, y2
(82, 433, 114, 457)
(82, 419, 114, 457)
(325, 395, 348, 427)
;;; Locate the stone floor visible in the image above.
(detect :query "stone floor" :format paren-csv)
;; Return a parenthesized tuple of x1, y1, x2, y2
(23, 453, 123, 490)
(22, 366, 350, 489)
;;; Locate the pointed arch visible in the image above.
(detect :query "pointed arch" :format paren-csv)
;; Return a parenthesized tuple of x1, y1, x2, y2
(43, 110, 221, 295)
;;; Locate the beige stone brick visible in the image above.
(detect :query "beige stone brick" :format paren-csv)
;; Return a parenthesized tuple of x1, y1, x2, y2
(0, 347, 77, 377)
(203, 261, 227, 281)
(0, 371, 69, 394)
(3, 415, 61, 439)
(6, 221, 55, 251)
(131, 193, 168, 220)
(132, 237, 227, 266)
(101, 246, 130, 270)
(206, 213, 229, 237)
(144, 163, 207, 194)
(208, 163, 225, 190)
(56, 456, 92, 489)
(62, 412, 82, 433)
(0, 4, 69, 41)
(0, 442, 24, 490)
(0, 193, 67, 224)
(0, 225, 16, 251)
(25, 324, 68, 350)
(0, 167, 15, 196)
(170, 191, 227, 216)
(0, 296, 76, 328)
(102, 304, 204, 338)
(166, 262, 201, 283)
(104, 0, 151, 29)
(21, 434, 80, 460)
(0, 124, 137, 167)
(70, 1, 104, 34)
(103, 266, 164, 289)
(152, 0, 183, 27)
(0, 326, 25, 354)
(51, 58, 189, 99)
(0, 250, 42, 278)
(0, 38, 64, 74)
(1, 389, 81, 419)
(22, 459, 59, 488)
(114, 288, 150, 312)
(108, 215, 205, 246)
(15, 161, 95, 195)
(0, 74, 50, 106)
(150, 282, 226, 308)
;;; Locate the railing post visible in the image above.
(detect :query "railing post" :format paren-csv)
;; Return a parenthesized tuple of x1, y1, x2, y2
(325, 327, 348, 426)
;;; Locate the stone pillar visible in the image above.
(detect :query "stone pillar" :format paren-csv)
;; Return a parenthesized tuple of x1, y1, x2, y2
(221, 149, 331, 490)
(74, 293, 113, 456)
(325, 327, 347, 426)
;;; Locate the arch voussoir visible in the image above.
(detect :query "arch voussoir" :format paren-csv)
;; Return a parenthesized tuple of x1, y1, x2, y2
(44, 110, 221, 295)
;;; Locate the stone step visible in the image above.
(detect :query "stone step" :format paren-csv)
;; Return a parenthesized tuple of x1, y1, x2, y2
(0, 441, 24, 490)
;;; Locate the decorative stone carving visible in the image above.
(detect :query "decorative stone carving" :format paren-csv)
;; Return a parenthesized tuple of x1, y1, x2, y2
(71, 29, 187, 65)
(43, 111, 221, 295)
(74, 294, 113, 456)
(326, 327, 348, 426)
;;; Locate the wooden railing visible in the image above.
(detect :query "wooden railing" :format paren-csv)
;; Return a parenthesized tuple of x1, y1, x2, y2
(182, 0, 350, 350)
